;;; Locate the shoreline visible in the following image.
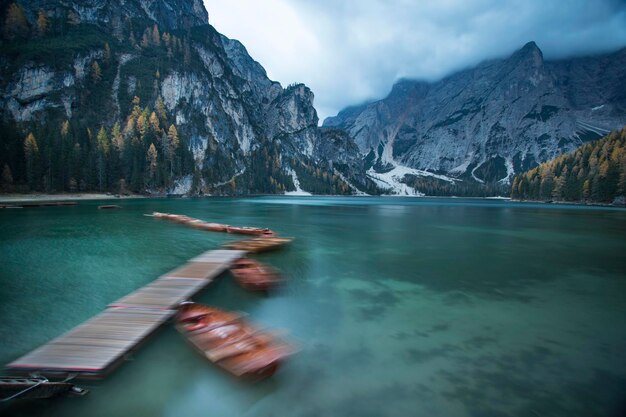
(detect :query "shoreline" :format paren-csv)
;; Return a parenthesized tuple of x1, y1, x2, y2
(510, 198, 626, 209)
(1, 193, 622, 209)
(0, 193, 146, 203)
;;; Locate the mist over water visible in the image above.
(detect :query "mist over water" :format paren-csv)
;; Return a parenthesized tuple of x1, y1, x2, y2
(1, 197, 625, 417)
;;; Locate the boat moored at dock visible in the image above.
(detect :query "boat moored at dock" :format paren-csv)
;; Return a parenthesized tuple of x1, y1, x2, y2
(230, 258, 282, 291)
(226, 226, 275, 236)
(223, 237, 293, 253)
(176, 303, 294, 379)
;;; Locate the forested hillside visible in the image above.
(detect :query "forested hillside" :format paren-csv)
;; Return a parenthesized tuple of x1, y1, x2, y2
(0, 1, 359, 196)
(0, 4, 196, 193)
(511, 127, 626, 203)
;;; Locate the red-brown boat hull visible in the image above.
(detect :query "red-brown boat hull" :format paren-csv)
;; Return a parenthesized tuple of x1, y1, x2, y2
(227, 226, 275, 236)
(230, 259, 282, 291)
(176, 303, 293, 379)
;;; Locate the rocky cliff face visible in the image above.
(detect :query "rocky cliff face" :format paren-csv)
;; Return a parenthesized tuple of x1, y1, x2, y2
(4, 2, 623, 197)
(0, 0, 362, 195)
(324, 42, 626, 190)
(18, 0, 208, 35)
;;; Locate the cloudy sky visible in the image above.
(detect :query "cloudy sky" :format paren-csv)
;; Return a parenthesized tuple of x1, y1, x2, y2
(205, 0, 626, 122)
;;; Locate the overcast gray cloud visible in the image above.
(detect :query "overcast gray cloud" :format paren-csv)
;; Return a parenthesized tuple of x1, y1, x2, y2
(205, 0, 626, 122)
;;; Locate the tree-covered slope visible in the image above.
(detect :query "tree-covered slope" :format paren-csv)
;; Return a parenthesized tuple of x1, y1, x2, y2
(511, 127, 626, 203)
(0, 1, 366, 195)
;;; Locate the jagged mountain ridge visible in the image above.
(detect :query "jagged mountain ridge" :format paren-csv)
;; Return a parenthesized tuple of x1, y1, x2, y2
(3, 1, 625, 197)
(0, 0, 362, 195)
(323, 42, 626, 188)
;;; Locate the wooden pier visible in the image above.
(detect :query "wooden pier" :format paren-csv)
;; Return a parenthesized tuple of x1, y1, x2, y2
(5, 249, 245, 379)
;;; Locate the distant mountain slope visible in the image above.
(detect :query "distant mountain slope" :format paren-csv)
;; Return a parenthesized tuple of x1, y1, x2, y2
(0, 0, 363, 195)
(511, 126, 626, 204)
(324, 42, 626, 192)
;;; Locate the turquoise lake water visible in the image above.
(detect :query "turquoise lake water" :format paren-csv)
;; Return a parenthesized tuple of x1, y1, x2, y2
(1, 196, 625, 416)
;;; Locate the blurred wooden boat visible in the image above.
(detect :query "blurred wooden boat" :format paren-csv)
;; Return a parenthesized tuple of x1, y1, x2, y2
(171, 214, 193, 223)
(193, 222, 230, 232)
(230, 258, 282, 291)
(176, 303, 293, 379)
(223, 237, 293, 253)
(153, 212, 229, 230)
(98, 205, 121, 209)
(226, 226, 275, 236)
(0, 376, 88, 401)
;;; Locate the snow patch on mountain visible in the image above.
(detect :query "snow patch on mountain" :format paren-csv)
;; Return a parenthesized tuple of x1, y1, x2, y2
(169, 175, 193, 195)
(367, 165, 446, 196)
(498, 158, 515, 185)
(471, 163, 485, 184)
(285, 168, 312, 196)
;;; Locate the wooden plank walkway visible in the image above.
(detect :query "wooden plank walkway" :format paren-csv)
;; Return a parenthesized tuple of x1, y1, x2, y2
(6, 249, 246, 379)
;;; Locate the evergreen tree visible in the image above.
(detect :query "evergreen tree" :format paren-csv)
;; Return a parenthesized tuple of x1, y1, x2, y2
(149, 112, 160, 133)
(36, 10, 49, 36)
(1, 164, 14, 192)
(136, 114, 146, 137)
(183, 40, 191, 65)
(141, 28, 150, 48)
(24, 133, 40, 190)
(162, 32, 171, 46)
(69, 143, 82, 191)
(91, 61, 102, 84)
(61, 120, 70, 138)
(103, 42, 111, 66)
(129, 31, 137, 48)
(156, 96, 167, 122)
(152, 24, 161, 46)
(146, 143, 158, 187)
(111, 122, 123, 152)
(167, 124, 179, 176)
(96, 127, 109, 191)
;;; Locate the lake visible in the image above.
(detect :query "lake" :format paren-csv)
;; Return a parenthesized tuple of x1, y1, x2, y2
(1, 197, 625, 417)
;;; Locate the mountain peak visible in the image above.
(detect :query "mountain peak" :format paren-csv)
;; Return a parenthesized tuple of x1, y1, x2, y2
(511, 41, 544, 65)
(522, 41, 540, 51)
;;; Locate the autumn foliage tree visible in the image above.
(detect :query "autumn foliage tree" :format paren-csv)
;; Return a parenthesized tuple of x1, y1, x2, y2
(146, 143, 158, 187)
(512, 126, 626, 203)
(91, 61, 102, 83)
(166, 124, 179, 174)
(36, 10, 48, 36)
(24, 133, 39, 189)
(3, 3, 29, 40)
